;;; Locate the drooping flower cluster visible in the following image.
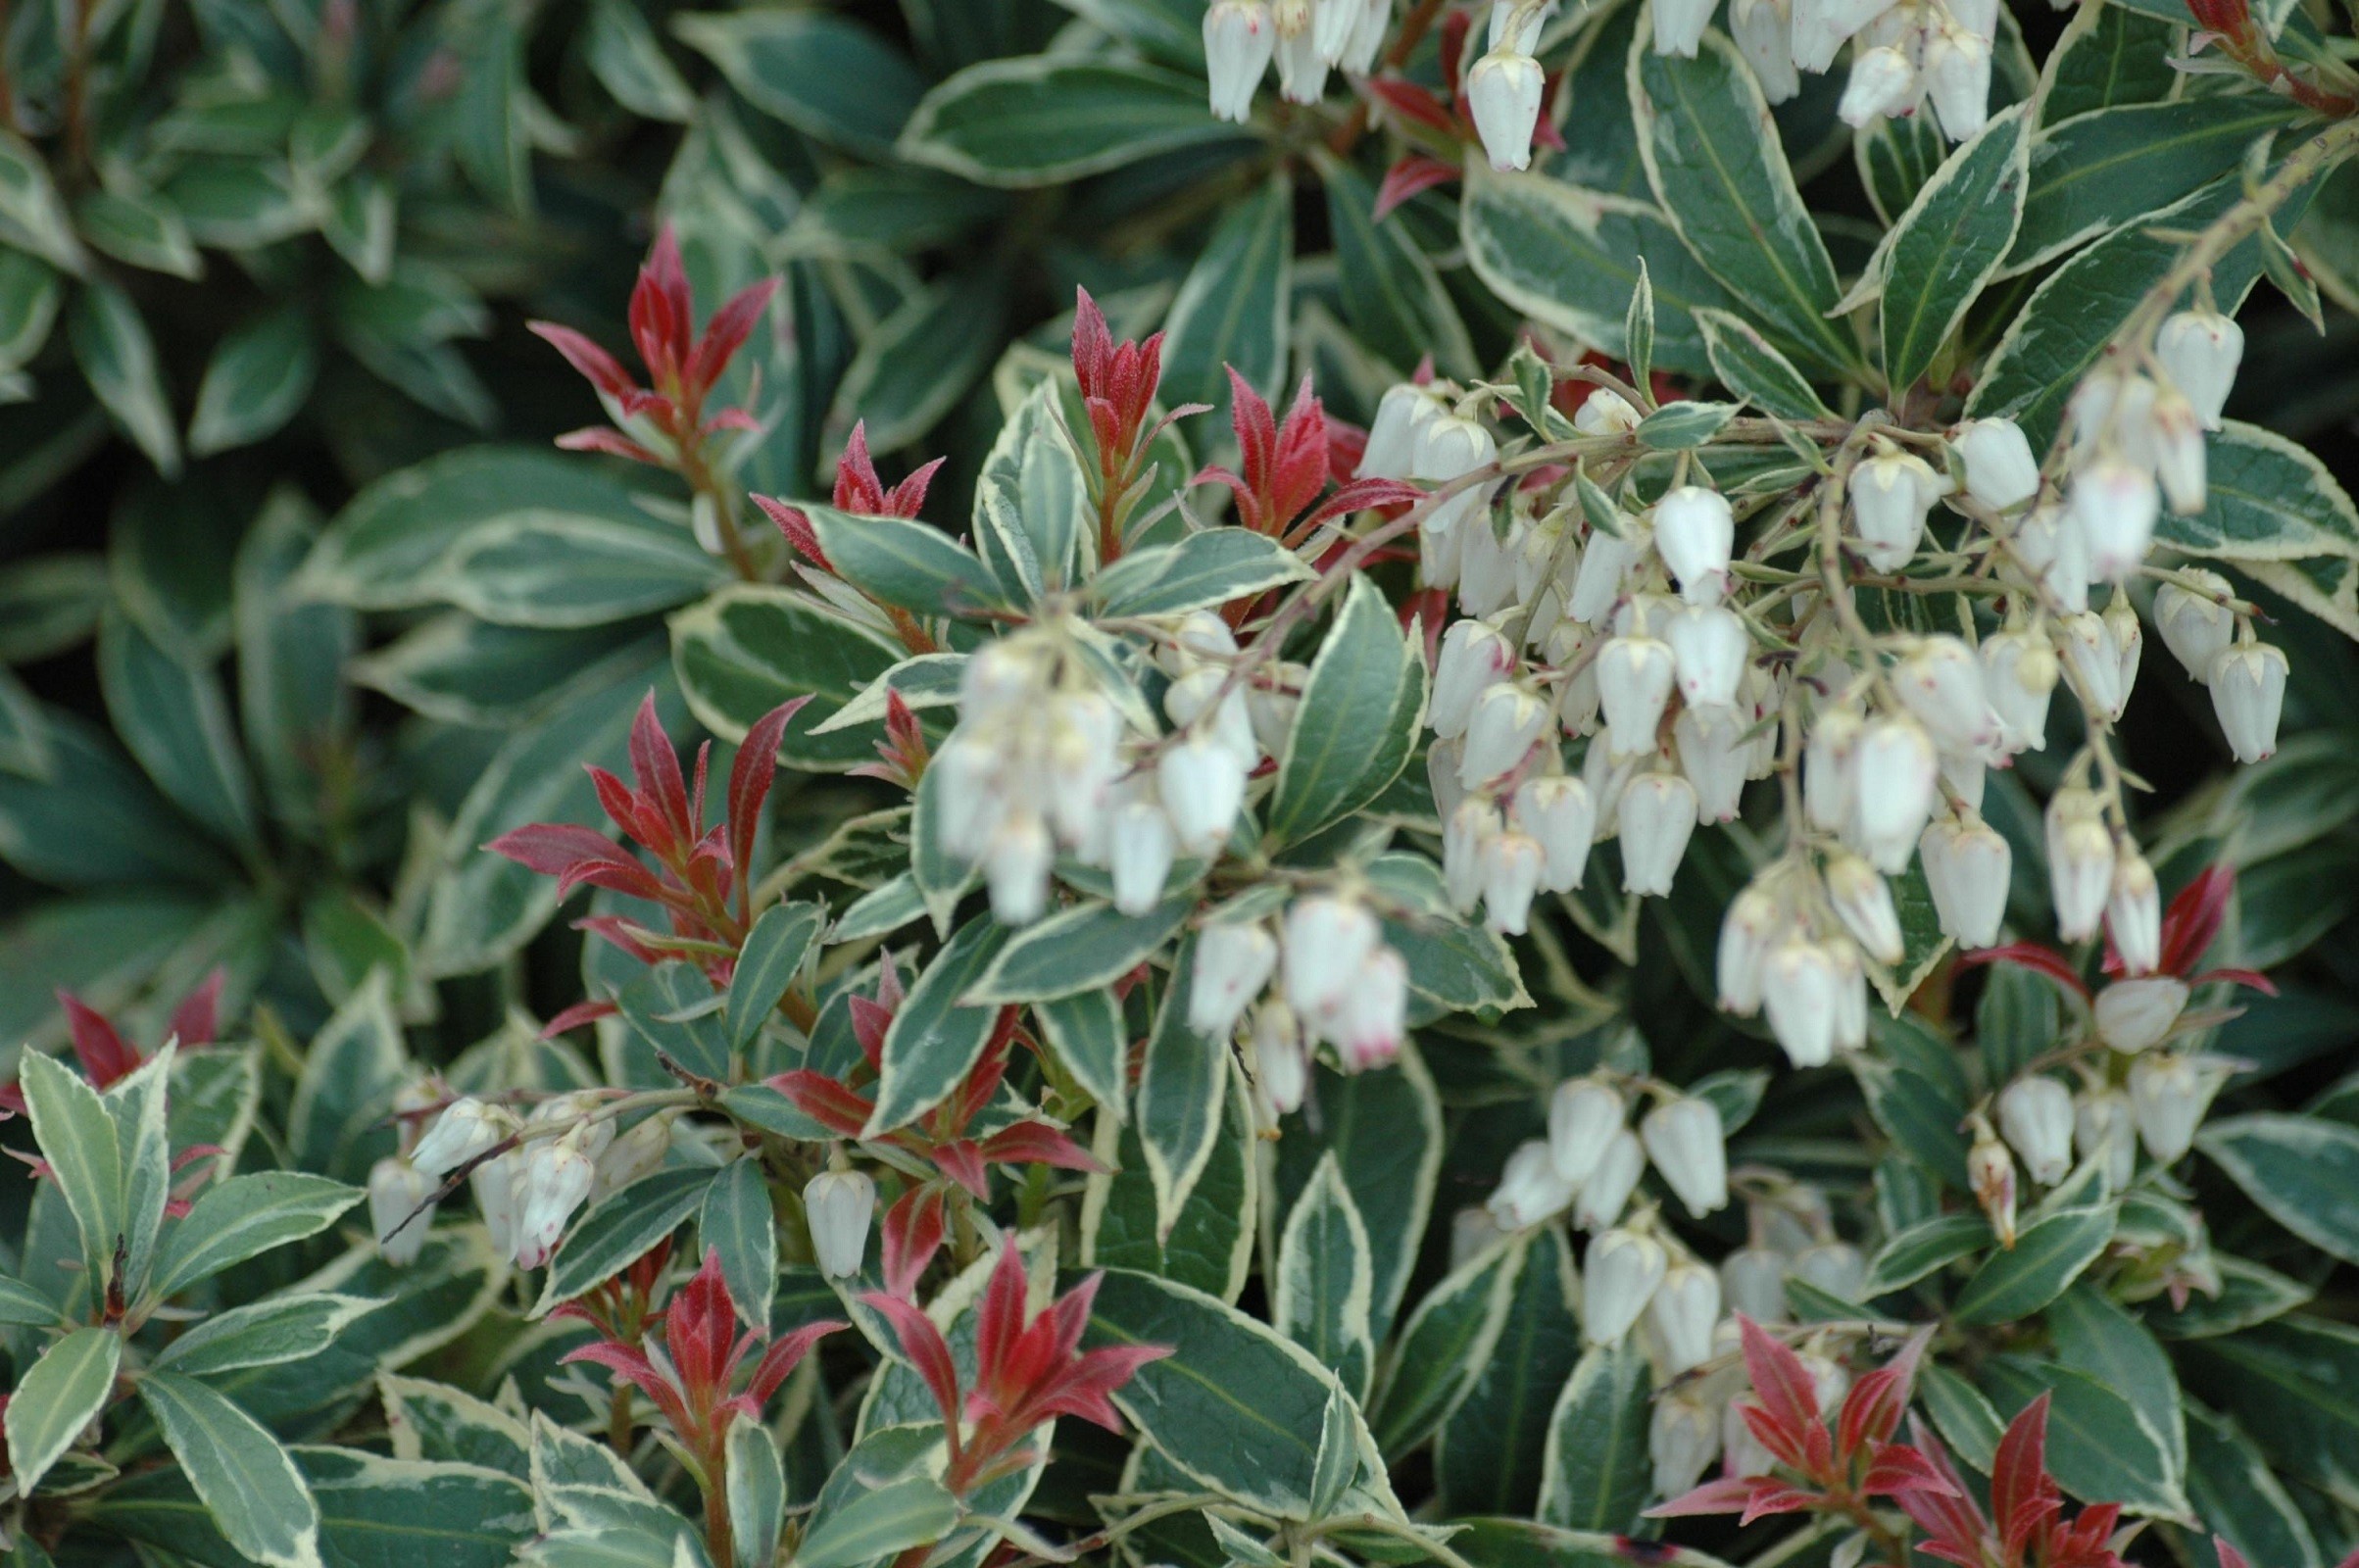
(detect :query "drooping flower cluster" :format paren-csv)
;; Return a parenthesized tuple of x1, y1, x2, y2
(1203, 0, 1396, 122)
(390, 1090, 674, 1270)
(1188, 893, 1411, 1108)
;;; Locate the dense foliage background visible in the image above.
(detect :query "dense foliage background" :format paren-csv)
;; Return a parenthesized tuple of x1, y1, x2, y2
(5, 1, 2359, 1568)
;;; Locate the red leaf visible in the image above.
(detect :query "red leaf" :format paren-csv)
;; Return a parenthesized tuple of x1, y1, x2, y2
(1993, 1395, 2057, 1561)
(833, 421, 889, 514)
(1954, 942, 2092, 1000)
(1646, 1477, 1758, 1518)
(556, 426, 663, 465)
(881, 1183, 948, 1298)
(2191, 965, 2276, 995)
(1838, 1325, 1931, 1457)
(1365, 76, 1455, 132)
(976, 1121, 1106, 1174)
(933, 1139, 989, 1198)
(1738, 1481, 1818, 1526)
(485, 823, 665, 903)
(688, 277, 777, 392)
(1374, 155, 1459, 220)
(1738, 1315, 1823, 1450)
(1297, 477, 1426, 538)
(1860, 1442, 1960, 1498)
(628, 693, 692, 854)
(1226, 368, 1278, 513)
(754, 494, 832, 570)
(763, 1070, 871, 1138)
(886, 457, 946, 517)
(746, 1318, 847, 1405)
(863, 1289, 963, 1434)
(167, 969, 226, 1050)
(542, 1000, 621, 1039)
(528, 322, 636, 399)
(1071, 286, 1114, 405)
(727, 697, 810, 910)
(57, 992, 141, 1087)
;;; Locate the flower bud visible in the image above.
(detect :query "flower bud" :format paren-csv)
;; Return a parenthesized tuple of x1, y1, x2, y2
(1549, 1075, 1626, 1185)
(1457, 516, 1520, 617)
(1643, 1095, 1729, 1218)
(1573, 388, 1643, 437)
(2153, 571, 2236, 682)
(1651, 1395, 1721, 1497)
(1468, 49, 1546, 171)
(1650, 1263, 1726, 1367)
(804, 1168, 876, 1279)
(1567, 522, 1638, 624)
(1360, 383, 1442, 480)
(2150, 389, 2208, 514)
(1826, 852, 1904, 965)
(1953, 417, 2040, 512)
(1482, 830, 1547, 934)
(1445, 795, 1501, 912)
(1583, 1228, 1668, 1344)
(1489, 0, 1554, 52)
(1165, 667, 1255, 761)
(2094, 975, 2188, 1054)
(1968, 1123, 2018, 1248)
(413, 1098, 513, 1179)
(1762, 940, 1840, 1067)
(1717, 884, 1781, 1014)
(1450, 1204, 1504, 1268)
(1830, 940, 1868, 1053)
(2107, 852, 2162, 976)
(1191, 919, 1281, 1038)
(2071, 458, 2159, 579)
(1274, 9, 1331, 102)
(2076, 1087, 2138, 1191)
(2128, 1053, 2229, 1164)
(1337, 946, 1409, 1071)
(1575, 1128, 1645, 1230)
(1313, 0, 1363, 60)
(1250, 1002, 1308, 1116)
(1791, 0, 1896, 72)
(369, 1157, 435, 1266)
(1283, 896, 1381, 1027)
(1344, 0, 1391, 70)
(1804, 702, 1861, 832)
(593, 1112, 673, 1200)
(1512, 775, 1596, 892)
(2057, 610, 2127, 723)
(2104, 592, 2144, 702)
(1721, 1246, 1788, 1323)
(1652, 486, 1736, 606)
(1462, 680, 1550, 788)
(1794, 1241, 1866, 1302)
(1489, 1139, 1578, 1229)
(1109, 802, 1177, 916)
(1893, 636, 1998, 757)
(1731, 0, 1800, 101)
(1980, 626, 2058, 755)
(1921, 813, 2011, 949)
(1159, 733, 1248, 855)
(471, 1150, 522, 1260)
(512, 1135, 596, 1270)
(1416, 413, 1499, 537)
(2043, 788, 2115, 943)
(1848, 715, 1938, 874)
(983, 811, 1055, 925)
(1619, 771, 1698, 896)
(1666, 605, 1749, 710)
(1433, 618, 1516, 741)
(2156, 308, 2242, 430)
(1997, 1075, 2074, 1187)
(1851, 449, 1941, 570)
(1203, 0, 1277, 121)
(1675, 704, 1748, 824)
(2209, 642, 2287, 763)
(1651, 0, 1717, 53)
(1597, 635, 1676, 759)
(1839, 44, 1919, 126)
(2012, 503, 2090, 614)
(1924, 23, 1990, 139)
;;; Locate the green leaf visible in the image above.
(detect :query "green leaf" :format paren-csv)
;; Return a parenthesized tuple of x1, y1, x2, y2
(1979, 1354, 2187, 1516)
(286, 971, 406, 1183)
(0, 668, 50, 778)
(1851, 1055, 1970, 1189)
(1272, 1045, 1444, 1342)
(1629, 31, 1857, 378)
(0, 553, 107, 663)
(1275, 1153, 1376, 1400)
(76, 188, 201, 279)
(2049, 1283, 2185, 1474)
(0, 130, 88, 272)
(1085, 1072, 1256, 1299)
(784, 167, 1011, 260)
(152, 1294, 382, 1378)
(1635, 400, 1740, 449)
(1318, 156, 1477, 378)
(2007, 96, 2315, 275)
(1081, 1267, 1371, 1520)
(0, 707, 237, 887)
(1438, 1226, 1584, 1516)
(1097, 527, 1315, 618)
(1373, 1237, 1522, 1455)
(671, 10, 924, 158)
(5, 1326, 121, 1494)
(823, 266, 1009, 457)
(107, 1049, 173, 1299)
(899, 56, 1248, 187)
(2038, 2, 2182, 125)
(1950, 1202, 2115, 1324)
(19, 1051, 125, 1283)
(670, 586, 904, 771)
(867, 918, 1013, 1134)
(585, 0, 697, 121)
(1921, 1363, 2005, 1470)
(138, 1372, 322, 1568)
(1267, 574, 1424, 846)
(1537, 1340, 1653, 1534)
(1036, 988, 1129, 1114)
(235, 491, 357, 832)
(2183, 1403, 2324, 1568)
(2145, 1254, 2312, 1340)
(433, 514, 725, 629)
(969, 895, 1194, 1004)
(700, 1159, 777, 1332)
(726, 902, 823, 1054)
(1875, 105, 2031, 394)
(1450, 1519, 1737, 1568)
(1863, 1211, 1993, 1295)
(151, 1174, 363, 1300)
(0, 1271, 62, 1325)
(70, 280, 179, 475)
(1136, 940, 1232, 1243)
(2178, 1316, 2359, 1498)
(723, 1418, 785, 1568)
(97, 607, 261, 854)
(971, 378, 1087, 595)
(381, 1375, 531, 1476)
(1693, 308, 1830, 420)
(808, 508, 1007, 618)
(534, 1168, 717, 1316)
(2158, 420, 2359, 572)
(1161, 172, 1295, 409)
(796, 1474, 959, 1568)
(1462, 167, 1739, 379)
(2197, 1112, 2359, 1265)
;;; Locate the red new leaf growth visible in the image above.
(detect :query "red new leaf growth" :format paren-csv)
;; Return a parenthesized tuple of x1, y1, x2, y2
(1195, 369, 1423, 550)
(487, 692, 807, 987)
(1356, 10, 1563, 217)
(1069, 288, 1209, 564)
(531, 225, 776, 466)
(0, 971, 228, 1119)
(1653, 1319, 1953, 1529)
(754, 419, 947, 579)
(863, 1242, 1170, 1494)
(1959, 863, 2277, 998)
(1897, 1398, 2132, 1568)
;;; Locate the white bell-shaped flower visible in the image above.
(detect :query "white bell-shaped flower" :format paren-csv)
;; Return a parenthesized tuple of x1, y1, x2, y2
(1762, 939, 1840, 1067)
(1652, 486, 1736, 605)
(1649, 1260, 1722, 1374)
(1717, 883, 1781, 1014)
(2071, 458, 2159, 580)
(1667, 605, 1749, 710)
(1575, 1128, 1646, 1229)
(1848, 715, 1939, 874)
(1642, 1095, 1728, 1217)
(1190, 919, 1280, 1037)
(804, 1168, 876, 1279)
(1826, 852, 1904, 965)
(2128, 1053, 2229, 1163)
(1953, 417, 2040, 512)
(1512, 775, 1596, 892)
(1893, 636, 1998, 757)
(1652, 1396, 1721, 1496)
(1548, 1075, 1626, 1185)
(369, 1158, 436, 1266)
(2209, 642, 2287, 763)
(1996, 1076, 2075, 1187)
(1921, 813, 2011, 949)
(2155, 308, 2242, 430)
(1489, 1139, 1578, 1229)
(1203, 1, 1278, 121)
(1336, 945, 1409, 1071)
(2094, 976, 2189, 1054)
(2043, 788, 2115, 943)
(1597, 634, 1676, 758)
(1839, 44, 1919, 126)
(2153, 571, 2236, 683)
(1585, 1229, 1669, 1344)
(1468, 48, 1546, 171)
(1619, 771, 1698, 896)
(2107, 853, 2162, 976)
(1851, 449, 1942, 570)
(1980, 626, 2058, 755)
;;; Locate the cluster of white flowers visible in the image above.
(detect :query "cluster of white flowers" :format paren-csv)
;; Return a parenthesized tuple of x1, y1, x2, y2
(1482, 1076, 1730, 1232)
(935, 617, 1270, 926)
(372, 1092, 671, 1269)
(1202, 0, 1395, 122)
(1188, 894, 1410, 1107)
(1978, 1049, 2231, 1236)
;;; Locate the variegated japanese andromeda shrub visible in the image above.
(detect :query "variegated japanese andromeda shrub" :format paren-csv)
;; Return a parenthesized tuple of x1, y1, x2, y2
(7, 4, 2359, 1568)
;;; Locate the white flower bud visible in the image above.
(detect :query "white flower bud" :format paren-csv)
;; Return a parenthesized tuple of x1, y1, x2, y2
(1652, 1396, 1722, 1497)
(1451, 1203, 1505, 1268)
(1825, 852, 1904, 965)
(2094, 975, 2188, 1054)
(1848, 715, 1938, 874)
(1343, 0, 1390, 71)
(1721, 1246, 1788, 1322)
(1794, 1241, 1866, 1302)
(1204, 0, 1278, 120)
(1416, 414, 1499, 537)
(1666, 606, 1749, 710)
(593, 1113, 673, 1200)
(471, 1150, 522, 1260)
(1851, 450, 1941, 570)
(1458, 517, 1521, 618)
(1159, 734, 1248, 855)
(2071, 459, 2159, 580)
(1597, 635, 1676, 758)
(1731, 0, 1800, 101)
(1675, 705, 1748, 824)
(1650, 1263, 1726, 1367)
(1512, 775, 1596, 892)
(2012, 503, 2090, 614)
(2128, 1053, 2229, 1164)
(1924, 23, 1990, 139)
(413, 1098, 514, 1179)
(1462, 680, 1550, 788)
(1360, 383, 1443, 480)
(1549, 1075, 1626, 1185)
(2209, 642, 2287, 763)
(804, 1168, 876, 1279)
(1585, 1229, 1669, 1346)
(1489, 0, 1554, 51)
(1573, 388, 1643, 437)
(1921, 813, 2011, 949)
(1839, 44, 1919, 126)
(2150, 389, 2208, 514)
(1892, 636, 1998, 757)
(2153, 571, 2236, 682)
(984, 810, 1055, 925)
(1313, 0, 1364, 60)
(1619, 771, 1698, 896)
(1762, 940, 1839, 1067)
(1643, 1096, 1728, 1218)
(1717, 884, 1781, 1013)
(1968, 1124, 2018, 1248)
(1953, 417, 2040, 512)
(1804, 703, 1861, 832)
(1446, 795, 1501, 912)
(1482, 830, 1547, 934)
(1433, 618, 1516, 741)
(2057, 611, 2127, 723)
(1652, 487, 1736, 606)
(369, 1158, 436, 1266)
(1980, 627, 2058, 756)
(1250, 1002, 1308, 1115)
(2103, 592, 2144, 708)
(1165, 668, 1255, 761)
(1791, 0, 1895, 71)
(1191, 919, 1281, 1038)
(1274, 10, 1331, 102)
(1490, 1139, 1578, 1229)
(2044, 789, 2115, 943)
(2156, 309, 2242, 430)
(2076, 1088, 2138, 1191)
(1337, 946, 1409, 1071)
(512, 1135, 597, 1270)
(1468, 49, 1546, 170)
(1831, 939, 1869, 1053)
(1997, 1076, 2075, 1187)
(1109, 802, 1177, 917)
(1567, 523, 1638, 624)
(2107, 853, 2162, 976)
(1283, 896, 1381, 1027)
(1575, 1128, 1645, 1230)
